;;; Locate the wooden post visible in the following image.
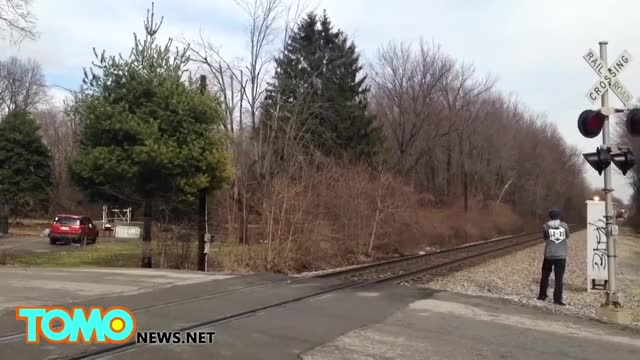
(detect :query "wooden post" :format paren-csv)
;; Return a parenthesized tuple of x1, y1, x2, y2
(197, 75, 207, 271)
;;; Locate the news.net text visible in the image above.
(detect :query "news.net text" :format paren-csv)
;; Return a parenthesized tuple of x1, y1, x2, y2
(136, 331, 216, 345)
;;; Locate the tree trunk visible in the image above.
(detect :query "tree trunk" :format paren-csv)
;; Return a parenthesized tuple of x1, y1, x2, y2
(141, 197, 153, 268)
(368, 178, 384, 257)
(368, 210, 380, 258)
(241, 180, 248, 243)
(460, 128, 469, 213)
(445, 139, 451, 201)
(497, 171, 516, 204)
(238, 198, 248, 244)
(399, 149, 406, 176)
(464, 165, 469, 213)
(235, 180, 243, 244)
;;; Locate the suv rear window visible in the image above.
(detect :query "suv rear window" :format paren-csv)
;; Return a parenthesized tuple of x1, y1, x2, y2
(54, 217, 80, 226)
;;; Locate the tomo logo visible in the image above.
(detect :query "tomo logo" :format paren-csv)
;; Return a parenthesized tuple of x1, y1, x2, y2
(15, 306, 136, 344)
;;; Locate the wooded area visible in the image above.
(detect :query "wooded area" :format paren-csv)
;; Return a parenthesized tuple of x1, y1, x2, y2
(1, 1, 627, 272)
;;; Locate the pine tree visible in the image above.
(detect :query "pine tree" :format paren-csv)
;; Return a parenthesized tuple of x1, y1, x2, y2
(262, 10, 382, 161)
(70, 5, 231, 267)
(0, 111, 52, 218)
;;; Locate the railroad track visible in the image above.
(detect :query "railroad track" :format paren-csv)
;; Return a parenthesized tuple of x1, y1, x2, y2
(2, 225, 582, 359)
(315, 224, 580, 284)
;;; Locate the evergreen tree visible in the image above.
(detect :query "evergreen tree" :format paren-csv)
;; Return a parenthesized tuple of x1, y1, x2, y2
(262, 10, 382, 161)
(0, 111, 51, 217)
(70, 5, 231, 267)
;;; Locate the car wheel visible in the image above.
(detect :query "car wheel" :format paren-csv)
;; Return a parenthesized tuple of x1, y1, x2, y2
(49, 237, 56, 245)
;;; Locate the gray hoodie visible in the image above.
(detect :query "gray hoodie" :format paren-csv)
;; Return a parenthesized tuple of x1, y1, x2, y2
(542, 220, 570, 259)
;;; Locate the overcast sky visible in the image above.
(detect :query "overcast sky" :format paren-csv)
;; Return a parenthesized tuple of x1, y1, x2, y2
(2, 0, 638, 203)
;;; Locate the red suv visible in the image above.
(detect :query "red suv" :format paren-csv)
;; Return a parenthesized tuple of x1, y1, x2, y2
(48, 215, 99, 245)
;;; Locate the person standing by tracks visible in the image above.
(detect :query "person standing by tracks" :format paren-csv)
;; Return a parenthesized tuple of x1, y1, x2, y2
(537, 208, 570, 306)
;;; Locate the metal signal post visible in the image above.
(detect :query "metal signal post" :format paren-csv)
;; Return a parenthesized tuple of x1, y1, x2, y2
(597, 41, 619, 307)
(580, 41, 638, 321)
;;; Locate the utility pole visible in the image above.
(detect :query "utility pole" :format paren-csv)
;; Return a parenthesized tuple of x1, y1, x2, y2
(197, 75, 208, 272)
(598, 41, 621, 309)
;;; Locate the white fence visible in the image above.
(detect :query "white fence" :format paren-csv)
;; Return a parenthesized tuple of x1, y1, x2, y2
(102, 206, 132, 230)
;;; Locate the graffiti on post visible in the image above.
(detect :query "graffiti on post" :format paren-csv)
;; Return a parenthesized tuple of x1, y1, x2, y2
(586, 200, 607, 291)
(588, 219, 607, 273)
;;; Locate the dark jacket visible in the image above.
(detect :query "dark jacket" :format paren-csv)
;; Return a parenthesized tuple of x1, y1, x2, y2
(542, 220, 570, 259)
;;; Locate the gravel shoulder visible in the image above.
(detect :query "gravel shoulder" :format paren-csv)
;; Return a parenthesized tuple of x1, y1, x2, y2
(413, 228, 640, 328)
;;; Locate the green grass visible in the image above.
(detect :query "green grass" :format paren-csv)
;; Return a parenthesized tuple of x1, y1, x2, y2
(2, 241, 142, 267)
(0, 238, 266, 271)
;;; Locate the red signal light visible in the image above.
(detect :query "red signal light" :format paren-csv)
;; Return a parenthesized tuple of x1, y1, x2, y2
(578, 110, 605, 138)
(626, 108, 640, 136)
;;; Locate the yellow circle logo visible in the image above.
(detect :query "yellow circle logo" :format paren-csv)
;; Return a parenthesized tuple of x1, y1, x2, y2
(110, 318, 125, 332)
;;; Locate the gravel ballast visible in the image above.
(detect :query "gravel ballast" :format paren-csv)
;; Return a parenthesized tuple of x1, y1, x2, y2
(413, 228, 640, 328)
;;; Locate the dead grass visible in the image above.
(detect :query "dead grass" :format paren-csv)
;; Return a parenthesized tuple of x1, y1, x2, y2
(212, 164, 524, 274)
(7, 221, 50, 236)
(2, 166, 523, 274)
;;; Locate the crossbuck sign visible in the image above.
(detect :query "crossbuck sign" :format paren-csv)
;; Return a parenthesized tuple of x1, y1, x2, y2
(583, 48, 634, 107)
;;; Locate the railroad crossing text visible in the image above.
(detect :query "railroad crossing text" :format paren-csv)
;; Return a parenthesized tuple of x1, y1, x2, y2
(583, 48, 635, 106)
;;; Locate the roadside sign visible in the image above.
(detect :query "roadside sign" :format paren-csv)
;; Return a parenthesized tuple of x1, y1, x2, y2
(583, 48, 634, 107)
(115, 226, 141, 239)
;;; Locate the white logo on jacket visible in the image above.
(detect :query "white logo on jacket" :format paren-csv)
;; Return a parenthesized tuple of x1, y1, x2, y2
(548, 228, 566, 243)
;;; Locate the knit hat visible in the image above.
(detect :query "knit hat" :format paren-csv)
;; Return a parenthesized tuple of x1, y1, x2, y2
(548, 208, 561, 220)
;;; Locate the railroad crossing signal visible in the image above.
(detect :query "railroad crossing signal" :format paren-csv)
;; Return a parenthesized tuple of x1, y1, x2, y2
(579, 46, 637, 178)
(578, 47, 638, 139)
(578, 108, 640, 139)
(583, 48, 634, 107)
(578, 110, 606, 138)
(580, 42, 635, 312)
(611, 149, 636, 176)
(583, 146, 636, 176)
(583, 147, 611, 175)
(626, 108, 640, 136)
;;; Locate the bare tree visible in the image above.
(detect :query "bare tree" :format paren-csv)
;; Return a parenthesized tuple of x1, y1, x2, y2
(366, 153, 404, 256)
(371, 36, 588, 223)
(0, 56, 48, 117)
(33, 106, 81, 212)
(190, 37, 242, 134)
(370, 39, 453, 177)
(234, 0, 283, 131)
(189, 0, 306, 244)
(190, 0, 287, 133)
(0, 0, 37, 43)
(439, 62, 495, 211)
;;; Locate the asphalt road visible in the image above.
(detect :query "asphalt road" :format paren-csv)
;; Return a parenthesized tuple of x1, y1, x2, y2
(302, 291, 640, 360)
(0, 268, 639, 359)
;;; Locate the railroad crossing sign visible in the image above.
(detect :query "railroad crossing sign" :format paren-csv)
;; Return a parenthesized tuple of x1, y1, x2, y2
(583, 48, 634, 107)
